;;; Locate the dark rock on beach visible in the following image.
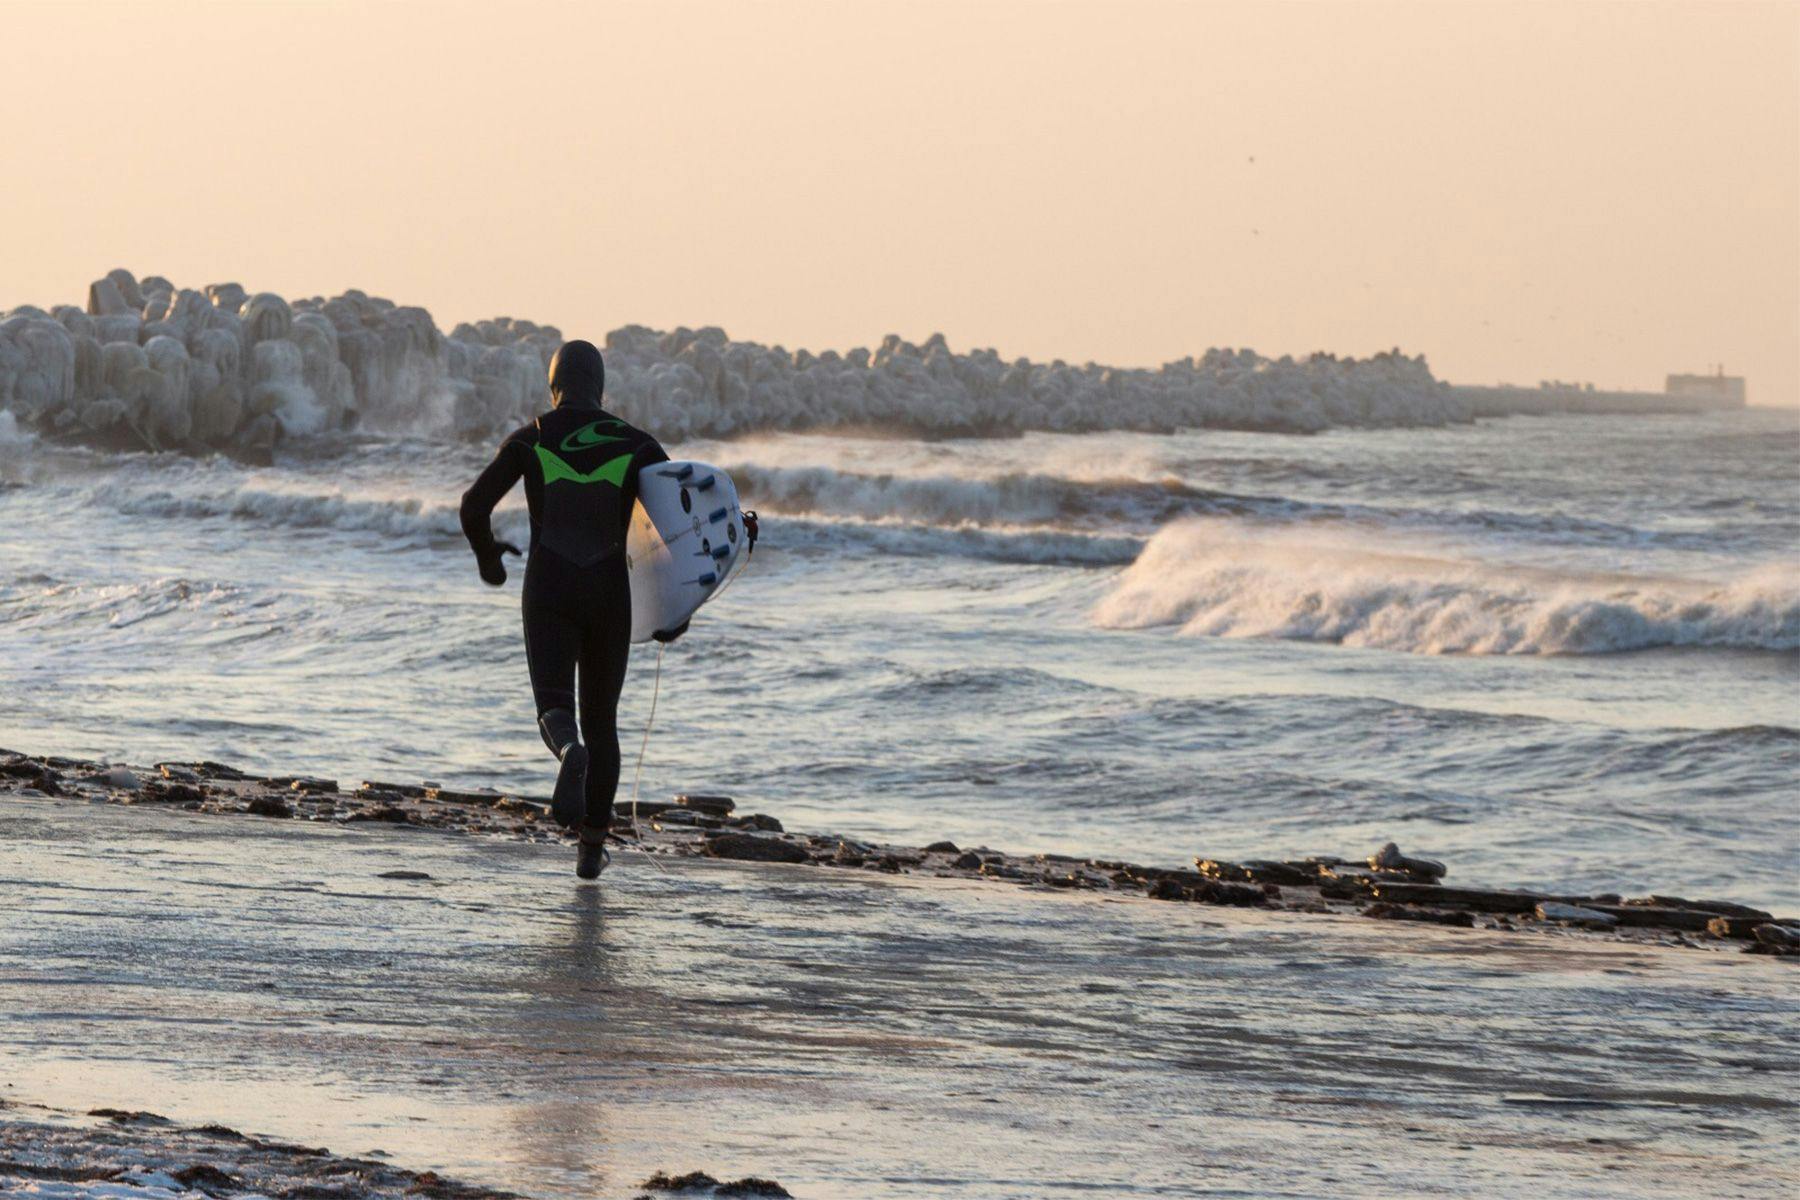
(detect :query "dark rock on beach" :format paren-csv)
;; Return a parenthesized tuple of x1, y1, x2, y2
(1364, 902, 1476, 928)
(3, 1103, 519, 1199)
(1197, 858, 1316, 887)
(676, 793, 737, 817)
(1535, 902, 1618, 928)
(87, 1109, 168, 1124)
(656, 809, 725, 829)
(0, 763, 62, 795)
(346, 805, 414, 824)
(1749, 924, 1800, 956)
(1706, 915, 1764, 940)
(138, 779, 205, 804)
(1582, 903, 1716, 933)
(1627, 895, 1772, 921)
(170, 1162, 238, 1190)
(641, 1170, 792, 1197)
(1370, 882, 1545, 914)
(3, 747, 1784, 961)
(1369, 841, 1447, 882)
(1142, 871, 1266, 906)
(705, 833, 810, 864)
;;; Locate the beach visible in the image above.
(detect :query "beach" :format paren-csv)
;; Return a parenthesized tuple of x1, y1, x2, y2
(3, 753, 1796, 1199)
(3, 3, 1797, 1193)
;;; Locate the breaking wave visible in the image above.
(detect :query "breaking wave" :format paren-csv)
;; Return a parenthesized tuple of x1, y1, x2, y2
(727, 461, 1729, 557)
(84, 476, 1133, 568)
(731, 463, 1275, 531)
(99, 484, 527, 548)
(1094, 519, 1800, 655)
(773, 515, 1141, 568)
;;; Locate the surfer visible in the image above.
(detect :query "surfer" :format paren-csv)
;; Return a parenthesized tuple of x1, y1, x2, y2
(459, 339, 669, 879)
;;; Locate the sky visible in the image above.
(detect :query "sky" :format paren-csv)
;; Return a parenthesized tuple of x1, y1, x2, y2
(2, 0, 1796, 403)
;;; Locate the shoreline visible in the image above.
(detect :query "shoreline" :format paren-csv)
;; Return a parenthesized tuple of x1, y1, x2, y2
(0, 1101, 790, 1199)
(5, 746, 1793, 959)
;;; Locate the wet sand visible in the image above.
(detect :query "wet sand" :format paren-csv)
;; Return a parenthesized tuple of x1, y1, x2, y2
(1, 756, 1796, 1198)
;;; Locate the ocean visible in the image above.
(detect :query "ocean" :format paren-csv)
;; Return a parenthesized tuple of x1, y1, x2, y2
(1, 406, 1795, 911)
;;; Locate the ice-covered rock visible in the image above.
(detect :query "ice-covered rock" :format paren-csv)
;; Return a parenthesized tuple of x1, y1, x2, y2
(206, 281, 248, 313)
(240, 292, 293, 344)
(4, 268, 1487, 454)
(250, 338, 325, 436)
(94, 312, 143, 345)
(143, 335, 193, 444)
(87, 269, 137, 316)
(70, 332, 104, 401)
(52, 305, 95, 341)
(0, 313, 76, 423)
(189, 328, 244, 435)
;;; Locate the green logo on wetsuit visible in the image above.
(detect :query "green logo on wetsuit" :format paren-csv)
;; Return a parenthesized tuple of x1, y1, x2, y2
(536, 445, 633, 487)
(561, 419, 626, 452)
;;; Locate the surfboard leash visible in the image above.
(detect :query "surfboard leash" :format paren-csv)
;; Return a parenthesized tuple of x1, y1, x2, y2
(615, 509, 756, 876)
(614, 639, 670, 875)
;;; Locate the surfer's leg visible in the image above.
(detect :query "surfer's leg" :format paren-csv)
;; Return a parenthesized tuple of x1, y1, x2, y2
(522, 557, 589, 828)
(575, 557, 631, 836)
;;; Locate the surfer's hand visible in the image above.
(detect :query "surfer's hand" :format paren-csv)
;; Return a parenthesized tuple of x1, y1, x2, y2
(478, 542, 520, 587)
(652, 620, 689, 644)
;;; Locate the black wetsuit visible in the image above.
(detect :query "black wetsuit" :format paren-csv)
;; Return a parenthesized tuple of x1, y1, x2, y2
(460, 404, 668, 832)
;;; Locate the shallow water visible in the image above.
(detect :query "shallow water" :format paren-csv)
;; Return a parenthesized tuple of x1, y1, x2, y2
(0, 410, 1796, 910)
(2, 797, 1795, 1198)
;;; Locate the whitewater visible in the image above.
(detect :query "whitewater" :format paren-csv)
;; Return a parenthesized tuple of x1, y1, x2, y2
(1, 273, 1796, 913)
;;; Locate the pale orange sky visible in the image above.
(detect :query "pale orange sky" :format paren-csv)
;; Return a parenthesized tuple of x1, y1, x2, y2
(3, 0, 1796, 402)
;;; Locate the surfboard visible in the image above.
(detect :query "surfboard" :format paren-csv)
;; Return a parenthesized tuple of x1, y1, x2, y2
(625, 461, 749, 643)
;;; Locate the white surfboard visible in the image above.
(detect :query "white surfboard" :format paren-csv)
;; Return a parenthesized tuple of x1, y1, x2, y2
(625, 461, 749, 643)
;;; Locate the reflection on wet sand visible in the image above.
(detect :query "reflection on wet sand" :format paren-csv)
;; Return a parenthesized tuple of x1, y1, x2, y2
(503, 885, 618, 1192)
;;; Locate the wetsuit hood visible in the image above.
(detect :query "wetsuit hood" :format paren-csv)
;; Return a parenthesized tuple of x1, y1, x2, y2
(548, 340, 605, 410)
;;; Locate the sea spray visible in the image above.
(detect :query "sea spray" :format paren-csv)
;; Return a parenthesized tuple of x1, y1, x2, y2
(1094, 518, 1800, 655)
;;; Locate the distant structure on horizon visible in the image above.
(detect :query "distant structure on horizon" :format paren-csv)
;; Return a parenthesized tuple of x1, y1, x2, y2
(1665, 365, 1747, 408)
(1456, 363, 1749, 417)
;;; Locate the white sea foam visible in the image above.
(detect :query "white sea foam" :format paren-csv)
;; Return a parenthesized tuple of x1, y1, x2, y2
(1094, 519, 1800, 654)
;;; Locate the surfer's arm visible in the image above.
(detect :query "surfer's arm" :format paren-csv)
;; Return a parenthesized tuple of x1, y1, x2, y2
(460, 437, 528, 571)
(624, 436, 671, 512)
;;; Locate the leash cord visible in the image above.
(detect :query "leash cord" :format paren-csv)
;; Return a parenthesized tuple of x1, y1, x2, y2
(619, 639, 669, 875)
(617, 516, 755, 876)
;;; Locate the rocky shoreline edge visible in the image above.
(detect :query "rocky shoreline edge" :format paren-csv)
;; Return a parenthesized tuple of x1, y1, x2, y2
(0, 1101, 790, 1199)
(5, 747, 1795, 959)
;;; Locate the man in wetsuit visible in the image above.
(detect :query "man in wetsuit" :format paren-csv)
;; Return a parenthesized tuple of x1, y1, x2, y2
(459, 340, 669, 880)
